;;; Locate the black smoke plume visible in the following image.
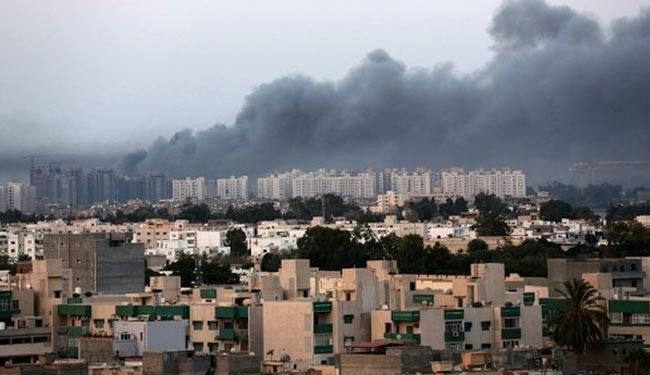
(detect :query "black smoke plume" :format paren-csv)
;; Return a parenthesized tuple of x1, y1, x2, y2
(124, 0, 650, 181)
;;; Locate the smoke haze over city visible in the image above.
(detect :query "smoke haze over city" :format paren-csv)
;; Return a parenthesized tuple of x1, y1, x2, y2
(1, 0, 650, 184)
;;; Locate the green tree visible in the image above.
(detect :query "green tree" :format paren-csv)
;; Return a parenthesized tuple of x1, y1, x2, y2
(178, 204, 212, 223)
(297, 227, 367, 270)
(225, 228, 249, 257)
(474, 213, 510, 236)
(548, 278, 609, 354)
(606, 221, 650, 256)
(625, 348, 650, 375)
(163, 253, 197, 287)
(395, 234, 427, 274)
(474, 193, 508, 215)
(200, 255, 239, 285)
(540, 200, 574, 222)
(467, 239, 488, 253)
(261, 252, 283, 272)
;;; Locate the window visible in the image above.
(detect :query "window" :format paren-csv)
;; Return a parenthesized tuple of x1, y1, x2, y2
(194, 342, 204, 352)
(208, 342, 218, 352)
(208, 321, 218, 330)
(344, 336, 354, 347)
(481, 343, 492, 349)
(385, 322, 392, 333)
(502, 340, 519, 348)
(481, 321, 491, 331)
(11, 300, 19, 310)
(503, 318, 519, 329)
(465, 344, 473, 350)
(192, 321, 204, 330)
(631, 313, 650, 324)
(445, 321, 463, 333)
(610, 312, 623, 323)
(344, 315, 354, 324)
(409, 282, 416, 291)
(94, 319, 105, 329)
(464, 322, 472, 332)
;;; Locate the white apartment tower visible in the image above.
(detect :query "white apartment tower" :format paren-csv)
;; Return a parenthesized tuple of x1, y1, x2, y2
(257, 171, 295, 200)
(214, 176, 248, 200)
(388, 168, 432, 196)
(3, 182, 35, 213)
(441, 168, 526, 199)
(171, 177, 206, 202)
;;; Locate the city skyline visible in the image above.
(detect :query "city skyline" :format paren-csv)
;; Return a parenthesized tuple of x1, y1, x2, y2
(1, 0, 650, 185)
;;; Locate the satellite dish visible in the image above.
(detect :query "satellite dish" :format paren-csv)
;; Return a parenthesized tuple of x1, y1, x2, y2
(280, 354, 291, 363)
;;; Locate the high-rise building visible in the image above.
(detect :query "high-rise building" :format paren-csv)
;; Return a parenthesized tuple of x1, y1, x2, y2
(257, 171, 296, 200)
(211, 176, 248, 200)
(172, 177, 206, 202)
(5, 181, 36, 213)
(440, 168, 526, 199)
(386, 168, 433, 196)
(0, 186, 5, 212)
(30, 164, 62, 207)
(87, 168, 117, 203)
(144, 173, 171, 202)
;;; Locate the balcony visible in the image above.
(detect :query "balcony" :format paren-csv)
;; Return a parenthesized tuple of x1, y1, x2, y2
(501, 307, 521, 317)
(313, 323, 333, 334)
(115, 305, 156, 318)
(217, 328, 237, 340)
(391, 310, 420, 322)
(57, 304, 91, 317)
(384, 332, 421, 343)
(413, 294, 434, 305)
(444, 331, 465, 342)
(200, 288, 217, 299)
(314, 345, 333, 354)
(501, 328, 522, 340)
(313, 301, 332, 314)
(444, 309, 464, 320)
(215, 306, 248, 320)
(66, 326, 88, 337)
(0, 309, 20, 320)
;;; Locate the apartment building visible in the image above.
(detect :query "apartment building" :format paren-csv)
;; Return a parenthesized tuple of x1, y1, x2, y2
(171, 177, 206, 202)
(209, 176, 248, 200)
(256, 171, 296, 200)
(387, 168, 433, 197)
(43, 233, 144, 295)
(441, 168, 526, 199)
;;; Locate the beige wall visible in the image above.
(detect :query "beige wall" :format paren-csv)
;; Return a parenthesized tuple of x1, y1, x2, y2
(262, 300, 314, 369)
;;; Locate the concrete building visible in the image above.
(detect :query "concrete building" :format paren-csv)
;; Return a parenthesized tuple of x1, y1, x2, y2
(547, 258, 646, 298)
(257, 171, 295, 200)
(441, 168, 526, 199)
(210, 176, 248, 200)
(386, 168, 432, 197)
(43, 233, 144, 295)
(112, 319, 187, 357)
(172, 177, 206, 202)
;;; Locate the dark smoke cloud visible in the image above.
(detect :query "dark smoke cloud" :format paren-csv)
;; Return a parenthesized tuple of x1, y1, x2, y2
(125, 0, 650, 181)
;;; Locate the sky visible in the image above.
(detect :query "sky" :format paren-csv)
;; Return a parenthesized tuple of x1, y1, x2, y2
(1, 0, 649, 183)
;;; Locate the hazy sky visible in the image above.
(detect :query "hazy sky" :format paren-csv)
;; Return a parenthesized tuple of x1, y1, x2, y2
(0, 0, 647, 149)
(1, 0, 649, 184)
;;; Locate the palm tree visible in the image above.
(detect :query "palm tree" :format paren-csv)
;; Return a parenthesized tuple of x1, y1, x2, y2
(548, 278, 609, 354)
(625, 348, 650, 375)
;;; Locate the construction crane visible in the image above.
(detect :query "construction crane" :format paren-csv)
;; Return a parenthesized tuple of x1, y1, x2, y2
(569, 161, 650, 187)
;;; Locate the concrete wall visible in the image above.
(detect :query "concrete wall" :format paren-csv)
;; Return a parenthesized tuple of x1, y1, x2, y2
(262, 300, 313, 369)
(215, 353, 261, 375)
(96, 242, 144, 294)
(334, 353, 401, 375)
(79, 337, 115, 364)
